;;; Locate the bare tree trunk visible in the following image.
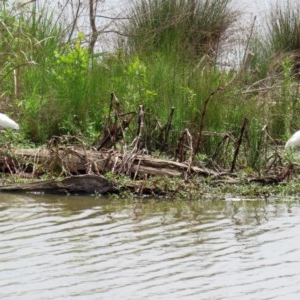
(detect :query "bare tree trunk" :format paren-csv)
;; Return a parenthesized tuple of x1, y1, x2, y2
(89, 0, 103, 54)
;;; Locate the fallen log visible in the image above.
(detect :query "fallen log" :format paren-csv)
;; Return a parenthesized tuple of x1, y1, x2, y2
(0, 174, 118, 195)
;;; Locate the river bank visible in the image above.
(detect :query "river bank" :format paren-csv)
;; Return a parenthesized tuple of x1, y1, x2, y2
(0, 141, 297, 200)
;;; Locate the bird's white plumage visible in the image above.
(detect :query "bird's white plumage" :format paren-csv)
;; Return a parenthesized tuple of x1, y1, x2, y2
(285, 130, 300, 149)
(0, 113, 19, 130)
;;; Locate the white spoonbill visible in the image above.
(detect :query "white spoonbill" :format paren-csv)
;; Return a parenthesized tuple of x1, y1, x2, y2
(0, 113, 19, 130)
(285, 130, 300, 149)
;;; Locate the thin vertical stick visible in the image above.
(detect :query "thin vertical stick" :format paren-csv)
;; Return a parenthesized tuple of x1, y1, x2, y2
(230, 117, 248, 173)
(242, 16, 257, 65)
(161, 106, 174, 152)
(195, 86, 223, 153)
(137, 105, 144, 138)
(13, 69, 18, 99)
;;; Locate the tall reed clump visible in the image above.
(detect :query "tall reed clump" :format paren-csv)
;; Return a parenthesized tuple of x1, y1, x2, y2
(124, 0, 237, 61)
(19, 8, 69, 142)
(251, 1, 300, 78)
(0, 1, 69, 142)
(248, 1, 300, 142)
(267, 0, 300, 138)
(4, 2, 102, 143)
(117, 0, 238, 147)
(266, 1, 300, 54)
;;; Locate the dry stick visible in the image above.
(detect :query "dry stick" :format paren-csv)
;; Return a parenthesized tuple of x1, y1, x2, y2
(97, 94, 136, 151)
(109, 92, 114, 116)
(134, 158, 143, 181)
(211, 133, 234, 161)
(136, 104, 144, 138)
(238, 16, 256, 78)
(175, 129, 190, 162)
(174, 128, 193, 167)
(161, 106, 175, 152)
(88, 0, 101, 54)
(110, 93, 132, 152)
(175, 130, 185, 162)
(261, 125, 268, 164)
(230, 117, 248, 173)
(110, 94, 121, 141)
(105, 112, 136, 151)
(241, 16, 257, 68)
(96, 93, 116, 150)
(185, 128, 193, 178)
(250, 124, 268, 174)
(262, 125, 283, 173)
(195, 86, 224, 154)
(240, 52, 254, 75)
(120, 105, 145, 175)
(108, 93, 121, 119)
(133, 105, 145, 178)
(66, 0, 80, 44)
(108, 113, 119, 148)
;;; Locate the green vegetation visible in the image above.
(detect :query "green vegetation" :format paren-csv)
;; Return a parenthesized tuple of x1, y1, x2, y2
(1, 0, 300, 176)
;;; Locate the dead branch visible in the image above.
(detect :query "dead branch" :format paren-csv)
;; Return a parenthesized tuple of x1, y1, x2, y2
(160, 106, 174, 152)
(175, 128, 193, 166)
(118, 105, 145, 175)
(96, 93, 136, 150)
(8, 146, 218, 178)
(231, 117, 248, 172)
(195, 86, 224, 153)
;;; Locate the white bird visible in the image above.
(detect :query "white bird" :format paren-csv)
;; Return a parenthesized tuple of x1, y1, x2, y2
(0, 113, 19, 130)
(285, 130, 300, 149)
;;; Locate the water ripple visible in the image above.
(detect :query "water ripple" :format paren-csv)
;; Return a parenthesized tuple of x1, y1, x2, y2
(1, 194, 300, 299)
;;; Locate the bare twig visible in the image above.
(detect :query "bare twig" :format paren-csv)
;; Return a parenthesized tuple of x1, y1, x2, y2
(89, 0, 98, 54)
(242, 16, 257, 66)
(161, 106, 174, 152)
(185, 128, 193, 178)
(195, 86, 224, 153)
(230, 117, 248, 172)
(119, 105, 145, 174)
(66, 0, 81, 43)
(96, 93, 135, 151)
(175, 128, 193, 165)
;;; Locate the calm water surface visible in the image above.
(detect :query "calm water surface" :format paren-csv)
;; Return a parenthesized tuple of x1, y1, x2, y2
(1, 193, 300, 299)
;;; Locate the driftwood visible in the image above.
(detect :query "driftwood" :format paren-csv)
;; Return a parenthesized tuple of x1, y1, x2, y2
(0, 143, 289, 195)
(0, 174, 117, 195)
(8, 147, 218, 178)
(0, 146, 222, 195)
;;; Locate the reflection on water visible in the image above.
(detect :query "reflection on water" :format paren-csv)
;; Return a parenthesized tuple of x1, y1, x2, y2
(1, 193, 300, 299)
